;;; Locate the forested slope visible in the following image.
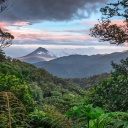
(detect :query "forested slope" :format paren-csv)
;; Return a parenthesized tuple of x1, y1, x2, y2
(1, 53, 128, 128)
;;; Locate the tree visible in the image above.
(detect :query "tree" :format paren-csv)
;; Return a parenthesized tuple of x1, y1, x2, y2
(0, 0, 14, 61)
(0, 29, 14, 49)
(90, 0, 128, 45)
(0, 0, 14, 49)
(0, 48, 6, 61)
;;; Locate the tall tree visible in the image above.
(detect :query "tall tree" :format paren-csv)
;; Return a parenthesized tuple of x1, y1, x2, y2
(90, 0, 128, 45)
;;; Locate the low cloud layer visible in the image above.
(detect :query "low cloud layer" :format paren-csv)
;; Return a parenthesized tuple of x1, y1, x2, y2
(4, 44, 128, 58)
(0, 0, 107, 23)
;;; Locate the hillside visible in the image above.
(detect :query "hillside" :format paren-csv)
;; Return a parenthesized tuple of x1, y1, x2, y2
(68, 73, 110, 90)
(1, 53, 128, 127)
(34, 51, 128, 78)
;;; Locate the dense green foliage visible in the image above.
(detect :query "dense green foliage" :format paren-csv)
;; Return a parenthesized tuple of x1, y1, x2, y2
(66, 104, 128, 128)
(0, 51, 85, 127)
(88, 59, 128, 112)
(88, 72, 128, 112)
(0, 50, 128, 127)
(68, 73, 109, 90)
(0, 92, 30, 128)
(1, 0, 128, 127)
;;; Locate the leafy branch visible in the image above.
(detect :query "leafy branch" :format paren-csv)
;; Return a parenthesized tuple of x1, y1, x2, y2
(0, 29, 14, 49)
(0, 92, 30, 128)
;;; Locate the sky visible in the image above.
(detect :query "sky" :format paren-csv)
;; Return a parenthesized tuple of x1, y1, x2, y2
(1, 0, 128, 57)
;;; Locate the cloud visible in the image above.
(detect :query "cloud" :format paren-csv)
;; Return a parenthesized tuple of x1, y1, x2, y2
(11, 21, 30, 26)
(7, 27, 94, 43)
(80, 19, 125, 26)
(0, 0, 107, 23)
(0, 21, 96, 45)
(110, 20, 125, 26)
(61, 29, 90, 34)
(0, 22, 10, 30)
(4, 44, 128, 58)
(80, 21, 97, 26)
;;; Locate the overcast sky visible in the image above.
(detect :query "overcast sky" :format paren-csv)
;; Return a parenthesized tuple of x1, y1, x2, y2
(1, 0, 128, 57)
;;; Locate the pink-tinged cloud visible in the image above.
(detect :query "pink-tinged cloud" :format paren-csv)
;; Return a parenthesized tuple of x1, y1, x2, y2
(0, 21, 32, 33)
(8, 27, 93, 43)
(0, 20, 32, 28)
(124, 42, 128, 47)
(110, 20, 125, 26)
(80, 21, 98, 26)
(0, 22, 10, 27)
(12, 21, 30, 26)
(0, 22, 11, 31)
(80, 20, 125, 26)
(0, 21, 94, 43)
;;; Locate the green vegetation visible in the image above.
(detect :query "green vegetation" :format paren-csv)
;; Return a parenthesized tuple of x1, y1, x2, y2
(0, 47, 128, 127)
(68, 73, 109, 90)
(0, 0, 128, 127)
(0, 51, 85, 127)
(66, 104, 128, 128)
(88, 71, 128, 112)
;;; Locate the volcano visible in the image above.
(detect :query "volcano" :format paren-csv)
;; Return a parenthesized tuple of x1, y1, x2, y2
(18, 47, 56, 63)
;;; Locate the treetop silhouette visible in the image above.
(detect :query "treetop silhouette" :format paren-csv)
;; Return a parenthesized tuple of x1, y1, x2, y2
(90, 0, 128, 45)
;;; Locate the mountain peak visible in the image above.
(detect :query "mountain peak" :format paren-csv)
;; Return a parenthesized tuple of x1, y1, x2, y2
(35, 47, 48, 53)
(18, 47, 56, 63)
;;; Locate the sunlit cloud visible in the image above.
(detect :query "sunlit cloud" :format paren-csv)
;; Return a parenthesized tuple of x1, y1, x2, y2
(80, 19, 125, 26)
(5, 26, 94, 44)
(110, 20, 125, 26)
(80, 21, 98, 26)
(12, 21, 31, 27)
(0, 22, 11, 31)
(0, 21, 95, 46)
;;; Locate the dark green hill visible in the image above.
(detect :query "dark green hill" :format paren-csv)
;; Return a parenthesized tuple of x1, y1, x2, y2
(34, 51, 128, 78)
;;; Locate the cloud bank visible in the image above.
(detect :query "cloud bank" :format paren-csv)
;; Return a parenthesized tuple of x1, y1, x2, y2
(4, 44, 128, 58)
(1, 0, 107, 23)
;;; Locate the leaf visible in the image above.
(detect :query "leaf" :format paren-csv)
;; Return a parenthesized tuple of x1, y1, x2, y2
(85, 106, 104, 119)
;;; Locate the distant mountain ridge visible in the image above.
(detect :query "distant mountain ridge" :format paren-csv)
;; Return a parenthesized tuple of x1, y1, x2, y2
(18, 47, 56, 63)
(34, 51, 128, 78)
